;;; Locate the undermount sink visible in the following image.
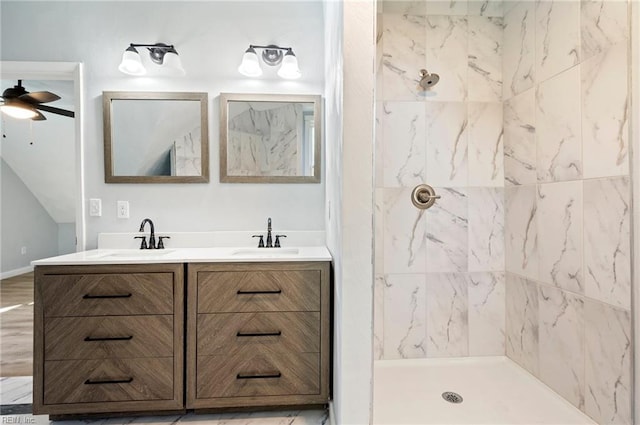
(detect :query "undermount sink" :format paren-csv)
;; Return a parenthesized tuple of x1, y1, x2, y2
(103, 249, 175, 258)
(232, 248, 300, 256)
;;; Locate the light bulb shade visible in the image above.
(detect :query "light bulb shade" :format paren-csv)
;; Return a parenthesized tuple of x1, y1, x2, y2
(238, 47, 263, 77)
(118, 46, 146, 76)
(277, 50, 301, 79)
(0, 104, 37, 119)
(162, 50, 186, 76)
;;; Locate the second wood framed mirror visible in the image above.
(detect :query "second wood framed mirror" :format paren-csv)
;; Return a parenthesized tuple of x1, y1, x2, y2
(220, 93, 322, 183)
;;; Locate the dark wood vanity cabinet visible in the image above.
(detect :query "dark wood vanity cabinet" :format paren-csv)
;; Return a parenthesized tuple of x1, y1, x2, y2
(186, 262, 331, 409)
(33, 260, 331, 417)
(33, 264, 184, 416)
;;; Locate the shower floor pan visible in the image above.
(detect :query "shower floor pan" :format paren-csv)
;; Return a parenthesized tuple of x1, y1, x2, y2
(373, 356, 595, 425)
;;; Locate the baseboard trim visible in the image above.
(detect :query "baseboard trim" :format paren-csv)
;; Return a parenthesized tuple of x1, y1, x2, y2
(329, 401, 336, 425)
(1, 265, 34, 280)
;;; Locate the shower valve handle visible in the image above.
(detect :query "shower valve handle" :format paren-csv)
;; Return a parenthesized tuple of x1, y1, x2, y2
(411, 184, 440, 210)
(417, 192, 441, 202)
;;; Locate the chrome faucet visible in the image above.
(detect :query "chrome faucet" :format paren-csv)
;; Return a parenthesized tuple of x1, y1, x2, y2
(138, 218, 156, 249)
(266, 218, 273, 248)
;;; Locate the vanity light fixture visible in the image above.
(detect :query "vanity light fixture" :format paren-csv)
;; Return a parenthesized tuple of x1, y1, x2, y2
(118, 43, 185, 76)
(238, 44, 301, 80)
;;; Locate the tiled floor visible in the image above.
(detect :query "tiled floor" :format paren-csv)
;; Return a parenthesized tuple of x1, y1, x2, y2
(0, 376, 32, 404)
(0, 377, 329, 425)
(3, 410, 329, 425)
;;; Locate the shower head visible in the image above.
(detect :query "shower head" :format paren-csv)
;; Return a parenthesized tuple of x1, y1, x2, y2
(418, 69, 440, 90)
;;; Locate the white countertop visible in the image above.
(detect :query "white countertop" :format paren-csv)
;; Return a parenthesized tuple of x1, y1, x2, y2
(32, 246, 332, 266)
(97, 231, 326, 249)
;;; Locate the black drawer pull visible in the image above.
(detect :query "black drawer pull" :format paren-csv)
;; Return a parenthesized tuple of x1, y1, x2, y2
(84, 377, 133, 385)
(84, 335, 134, 342)
(236, 331, 282, 337)
(83, 293, 132, 299)
(236, 372, 281, 380)
(236, 289, 282, 295)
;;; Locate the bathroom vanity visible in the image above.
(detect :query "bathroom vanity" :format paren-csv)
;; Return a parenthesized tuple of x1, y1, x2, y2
(32, 245, 331, 418)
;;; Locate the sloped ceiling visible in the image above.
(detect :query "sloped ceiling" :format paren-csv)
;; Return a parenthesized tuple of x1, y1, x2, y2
(1, 79, 76, 223)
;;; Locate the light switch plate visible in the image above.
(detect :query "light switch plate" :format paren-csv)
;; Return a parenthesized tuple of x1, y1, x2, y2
(89, 198, 102, 217)
(117, 201, 130, 219)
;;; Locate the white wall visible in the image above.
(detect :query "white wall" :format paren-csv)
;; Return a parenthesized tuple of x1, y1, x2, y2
(57, 223, 76, 255)
(324, 1, 344, 421)
(1, 158, 59, 275)
(1, 1, 326, 247)
(632, 0, 639, 420)
(325, 1, 375, 424)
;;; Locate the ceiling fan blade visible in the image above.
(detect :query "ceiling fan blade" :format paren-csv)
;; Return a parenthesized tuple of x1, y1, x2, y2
(32, 110, 47, 121)
(20, 91, 60, 104)
(34, 104, 75, 118)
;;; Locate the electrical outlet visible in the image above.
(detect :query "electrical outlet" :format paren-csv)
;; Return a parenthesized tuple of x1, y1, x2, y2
(117, 201, 129, 219)
(89, 198, 102, 217)
(20, 246, 27, 255)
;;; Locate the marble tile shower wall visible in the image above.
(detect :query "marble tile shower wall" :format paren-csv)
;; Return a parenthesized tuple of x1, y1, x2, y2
(374, 1, 632, 424)
(374, 0, 506, 362)
(502, 1, 632, 424)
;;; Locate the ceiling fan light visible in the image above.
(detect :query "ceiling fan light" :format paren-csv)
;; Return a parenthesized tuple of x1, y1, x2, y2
(118, 46, 146, 76)
(1, 104, 38, 119)
(162, 49, 186, 76)
(277, 50, 301, 80)
(238, 46, 263, 77)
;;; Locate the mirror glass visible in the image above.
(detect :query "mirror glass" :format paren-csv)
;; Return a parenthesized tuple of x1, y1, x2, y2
(103, 91, 209, 183)
(220, 93, 321, 183)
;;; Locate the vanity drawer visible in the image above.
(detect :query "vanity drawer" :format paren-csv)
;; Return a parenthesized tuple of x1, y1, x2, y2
(41, 273, 174, 317)
(43, 357, 174, 404)
(197, 312, 319, 356)
(196, 352, 319, 399)
(197, 270, 320, 313)
(45, 315, 173, 360)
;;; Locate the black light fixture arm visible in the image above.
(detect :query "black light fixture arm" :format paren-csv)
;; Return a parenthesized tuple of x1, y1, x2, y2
(249, 44, 292, 52)
(126, 43, 178, 65)
(129, 43, 176, 50)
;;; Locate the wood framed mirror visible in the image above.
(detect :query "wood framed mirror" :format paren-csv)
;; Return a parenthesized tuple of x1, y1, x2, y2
(103, 91, 209, 183)
(220, 93, 322, 183)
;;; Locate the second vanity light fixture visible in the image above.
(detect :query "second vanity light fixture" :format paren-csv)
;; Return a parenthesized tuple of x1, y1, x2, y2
(238, 44, 301, 79)
(118, 43, 185, 76)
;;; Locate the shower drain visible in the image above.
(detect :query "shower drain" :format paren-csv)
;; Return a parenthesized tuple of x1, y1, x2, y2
(442, 391, 463, 404)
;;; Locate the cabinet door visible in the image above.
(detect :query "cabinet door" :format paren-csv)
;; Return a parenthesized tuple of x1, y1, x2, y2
(197, 312, 320, 356)
(196, 352, 320, 399)
(45, 315, 174, 359)
(41, 273, 174, 317)
(44, 358, 174, 404)
(197, 270, 320, 313)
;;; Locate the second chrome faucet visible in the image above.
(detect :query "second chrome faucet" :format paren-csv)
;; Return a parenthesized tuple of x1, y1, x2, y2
(252, 217, 286, 248)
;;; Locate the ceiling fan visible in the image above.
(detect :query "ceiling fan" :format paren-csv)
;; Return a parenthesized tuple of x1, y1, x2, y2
(0, 80, 75, 121)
